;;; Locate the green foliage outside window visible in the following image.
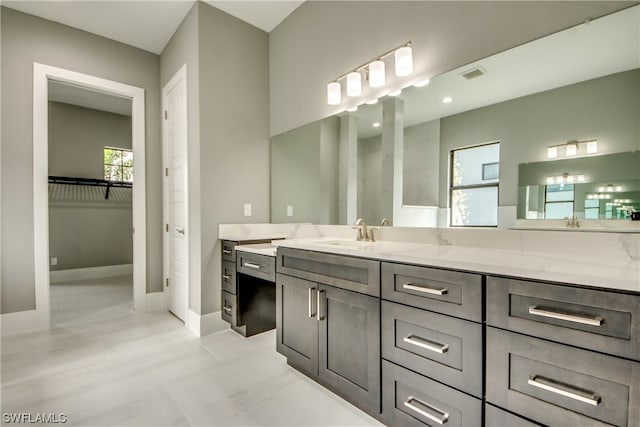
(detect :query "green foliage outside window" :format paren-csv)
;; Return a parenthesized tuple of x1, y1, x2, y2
(104, 147, 133, 182)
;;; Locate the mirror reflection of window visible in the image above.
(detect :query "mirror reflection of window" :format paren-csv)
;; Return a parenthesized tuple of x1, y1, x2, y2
(104, 146, 133, 182)
(450, 142, 500, 227)
(584, 199, 600, 219)
(544, 184, 574, 219)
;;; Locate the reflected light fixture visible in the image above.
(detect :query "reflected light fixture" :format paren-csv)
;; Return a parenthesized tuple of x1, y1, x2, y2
(442, 96, 453, 104)
(327, 81, 341, 105)
(369, 60, 385, 87)
(547, 139, 598, 159)
(565, 144, 577, 156)
(547, 147, 558, 159)
(586, 140, 598, 154)
(366, 98, 379, 105)
(395, 45, 413, 76)
(346, 106, 358, 112)
(414, 79, 430, 87)
(346, 71, 362, 97)
(372, 122, 381, 128)
(389, 89, 402, 96)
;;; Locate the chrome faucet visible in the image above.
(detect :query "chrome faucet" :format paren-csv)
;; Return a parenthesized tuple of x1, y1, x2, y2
(565, 216, 580, 228)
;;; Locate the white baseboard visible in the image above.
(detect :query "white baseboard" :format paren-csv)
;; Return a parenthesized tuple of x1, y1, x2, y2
(50, 264, 133, 284)
(187, 309, 229, 337)
(1, 309, 48, 336)
(145, 292, 164, 312)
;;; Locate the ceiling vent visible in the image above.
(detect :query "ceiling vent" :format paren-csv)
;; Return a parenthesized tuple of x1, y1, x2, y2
(461, 67, 487, 80)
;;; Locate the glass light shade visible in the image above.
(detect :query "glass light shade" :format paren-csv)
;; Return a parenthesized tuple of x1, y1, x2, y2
(547, 146, 558, 159)
(565, 144, 577, 156)
(369, 60, 385, 87)
(616, 185, 622, 191)
(346, 72, 362, 97)
(346, 106, 358, 112)
(555, 176, 564, 183)
(366, 98, 378, 105)
(327, 82, 341, 105)
(414, 79, 430, 87)
(389, 89, 402, 96)
(372, 122, 381, 128)
(586, 140, 598, 154)
(546, 177, 555, 184)
(566, 175, 575, 183)
(395, 46, 413, 77)
(577, 175, 585, 182)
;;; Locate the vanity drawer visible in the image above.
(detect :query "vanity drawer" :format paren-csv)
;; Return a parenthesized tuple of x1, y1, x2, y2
(484, 404, 541, 427)
(222, 261, 237, 294)
(381, 262, 482, 322)
(221, 291, 237, 326)
(222, 240, 237, 262)
(237, 252, 275, 282)
(277, 247, 380, 297)
(382, 359, 482, 427)
(486, 327, 640, 427)
(487, 276, 640, 361)
(381, 301, 483, 398)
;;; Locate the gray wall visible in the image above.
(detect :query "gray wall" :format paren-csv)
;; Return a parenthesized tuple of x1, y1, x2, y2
(161, 2, 270, 315)
(48, 101, 133, 271)
(439, 69, 640, 209)
(270, 1, 632, 136)
(1, 7, 162, 314)
(403, 120, 440, 206)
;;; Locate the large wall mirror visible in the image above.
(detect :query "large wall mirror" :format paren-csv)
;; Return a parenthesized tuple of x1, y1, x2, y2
(271, 5, 640, 228)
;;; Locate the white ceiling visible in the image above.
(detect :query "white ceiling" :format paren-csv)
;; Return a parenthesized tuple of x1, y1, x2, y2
(49, 80, 133, 116)
(1, 0, 304, 54)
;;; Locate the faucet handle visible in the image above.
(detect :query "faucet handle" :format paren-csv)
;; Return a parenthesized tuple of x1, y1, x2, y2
(352, 226, 364, 241)
(367, 227, 380, 242)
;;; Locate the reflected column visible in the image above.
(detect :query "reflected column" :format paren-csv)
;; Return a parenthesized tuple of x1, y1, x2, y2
(339, 114, 358, 224)
(381, 97, 404, 224)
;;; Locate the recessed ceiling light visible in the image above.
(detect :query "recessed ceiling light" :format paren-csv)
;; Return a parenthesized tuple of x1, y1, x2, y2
(414, 79, 430, 87)
(372, 122, 381, 128)
(442, 96, 453, 104)
(389, 89, 402, 96)
(346, 106, 358, 112)
(366, 98, 378, 105)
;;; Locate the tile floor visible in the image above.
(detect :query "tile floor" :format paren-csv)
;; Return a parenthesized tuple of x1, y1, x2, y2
(1, 276, 383, 426)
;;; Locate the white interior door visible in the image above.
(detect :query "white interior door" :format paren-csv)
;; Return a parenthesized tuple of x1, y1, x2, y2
(163, 66, 188, 321)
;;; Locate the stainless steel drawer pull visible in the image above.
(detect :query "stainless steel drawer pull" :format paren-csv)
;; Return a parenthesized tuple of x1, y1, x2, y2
(308, 288, 315, 318)
(404, 335, 449, 354)
(403, 396, 449, 425)
(223, 274, 231, 280)
(317, 290, 325, 321)
(403, 283, 448, 296)
(223, 305, 232, 313)
(223, 249, 232, 254)
(528, 305, 603, 326)
(528, 375, 601, 406)
(243, 262, 263, 269)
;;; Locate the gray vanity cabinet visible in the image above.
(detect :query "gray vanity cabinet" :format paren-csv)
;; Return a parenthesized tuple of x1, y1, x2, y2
(276, 249, 381, 415)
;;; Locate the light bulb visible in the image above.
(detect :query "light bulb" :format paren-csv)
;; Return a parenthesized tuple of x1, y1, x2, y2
(369, 60, 385, 88)
(586, 140, 598, 154)
(442, 97, 453, 104)
(372, 122, 381, 128)
(565, 144, 577, 156)
(566, 175, 575, 183)
(327, 82, 341, 105)
(346, 72, 362, 97)
(577, 175, 585, 182)
(546, 177, 555, 184)
(395, 46, 413, 77)
(547, 147, 558, 159)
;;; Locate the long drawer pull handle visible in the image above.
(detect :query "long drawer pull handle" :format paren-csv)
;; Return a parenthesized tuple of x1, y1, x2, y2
(308, 288, 316, 318)
(243, 262, 263, 270)
(404, 335, 449, 354)
(223, 249, 232, 254)
(223, 305, 232, 313)
(528, 305, 603, 326)
(317, 290, 325, 321)
(223, 274, 231, 280)
(403, 283, 448, 296)
(403, 396, 449, 425)
(528, 375, 601, 406)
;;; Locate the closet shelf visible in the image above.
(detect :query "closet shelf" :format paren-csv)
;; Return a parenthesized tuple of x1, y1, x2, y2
(48, 175, 132, 200)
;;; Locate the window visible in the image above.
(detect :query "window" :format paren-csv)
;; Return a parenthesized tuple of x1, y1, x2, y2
(544, 184, 574, 219)
(450, 142, 500, 227)
(584, 199, 600, 219)
(104, 147, 133, 182)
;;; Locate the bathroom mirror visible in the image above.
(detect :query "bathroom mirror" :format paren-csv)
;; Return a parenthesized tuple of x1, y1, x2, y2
(271, 5, 640, 228)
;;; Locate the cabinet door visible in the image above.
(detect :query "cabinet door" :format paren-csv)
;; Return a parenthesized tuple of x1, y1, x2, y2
(318, 284, 380, 414)
(275, 273, 318, 376)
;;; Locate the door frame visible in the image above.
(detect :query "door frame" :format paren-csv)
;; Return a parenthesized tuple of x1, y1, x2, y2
(162, 64, 189, 324)
(33, 63, 147, 328)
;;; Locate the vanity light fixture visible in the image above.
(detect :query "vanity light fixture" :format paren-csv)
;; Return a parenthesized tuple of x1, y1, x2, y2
(565, 143, 578, 156)
(346, 71, 362, 97)
(366, 98, 379, 105)
(326, 42, 413, 105)
(546, 139, 598, 159)
(547, 147, 558, 159)
(414, 79, 430, 87)
(547, 173, 584, 184)
(586, 140, 598, 154)
(346, 106, 358, 112)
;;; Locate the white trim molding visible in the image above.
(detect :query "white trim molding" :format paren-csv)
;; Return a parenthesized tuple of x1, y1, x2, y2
(33, 63, 147, 332)
(187, 309, 229, 337)
(50, 264, 133, 284)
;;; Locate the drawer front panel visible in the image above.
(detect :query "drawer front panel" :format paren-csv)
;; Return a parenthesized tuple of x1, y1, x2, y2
(222, 260, 236, 294)
(222, 240, 237, 262)
(382, 301, 482, 397)
(487, 276, 640, 360)
(237, 252, 276, 282)
(277, 247, 380, 296)
(486, 327, 640, 427)
(221, 291, 237, 326)
(381, 262, 482, 322)
(484, 404, 541, 427)
(382, 360, 482, 427)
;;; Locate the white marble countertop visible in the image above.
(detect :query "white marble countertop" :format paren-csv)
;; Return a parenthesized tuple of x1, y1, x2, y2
(272, 237, 640, 293)
(235, 243, 278, 257)
(222, 234, 287, 242)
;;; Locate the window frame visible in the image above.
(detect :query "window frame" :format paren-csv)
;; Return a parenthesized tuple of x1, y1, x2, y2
(543, 183, 575, 219)
(104, 146, 133, 183)
(449, 141, 500, 228)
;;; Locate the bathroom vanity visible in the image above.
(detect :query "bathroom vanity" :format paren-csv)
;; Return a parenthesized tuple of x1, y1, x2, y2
(271, 237, 640, 427)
